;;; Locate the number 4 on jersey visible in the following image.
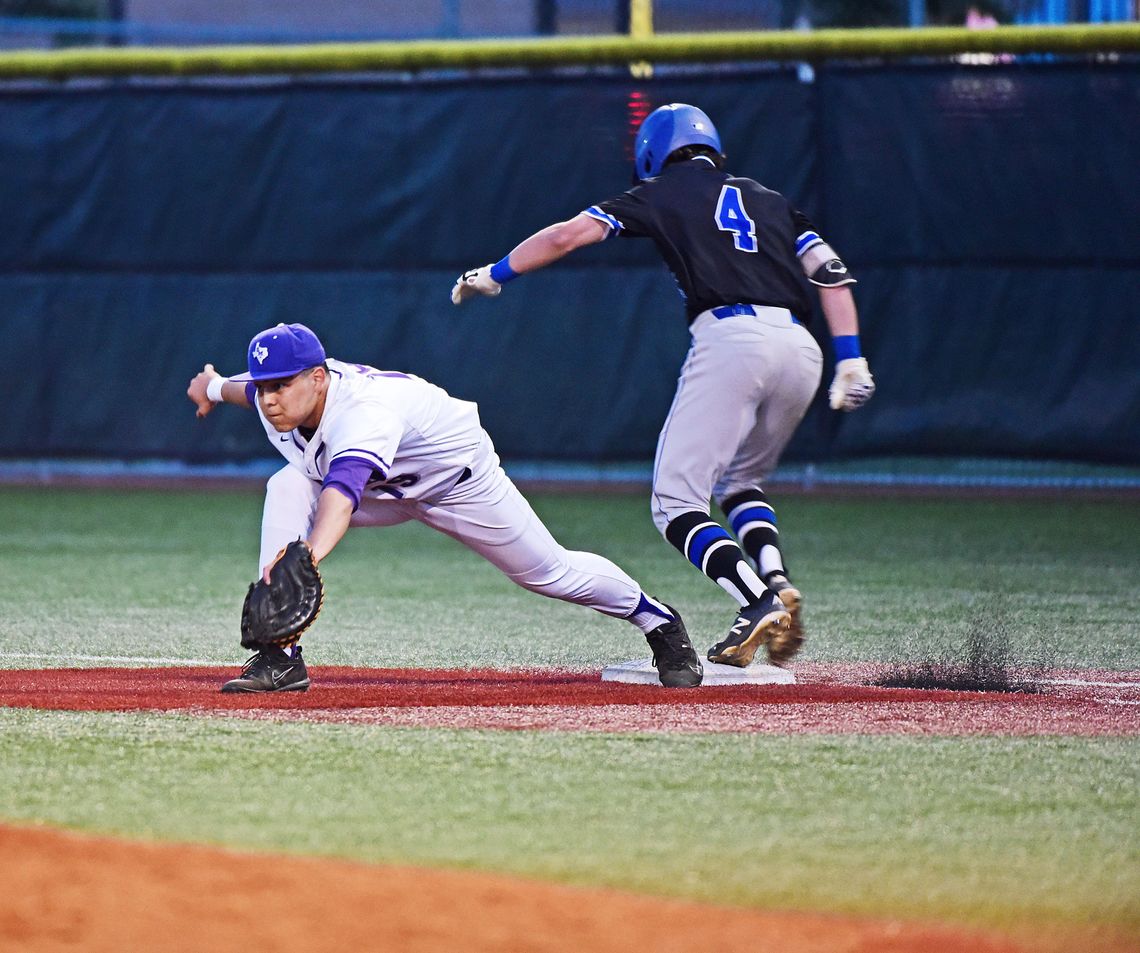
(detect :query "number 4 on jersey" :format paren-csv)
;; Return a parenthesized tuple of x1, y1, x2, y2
(715, 184, 758, 253)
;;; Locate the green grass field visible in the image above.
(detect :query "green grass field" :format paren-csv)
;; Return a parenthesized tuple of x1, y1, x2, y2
(1, 485, 1138, 937)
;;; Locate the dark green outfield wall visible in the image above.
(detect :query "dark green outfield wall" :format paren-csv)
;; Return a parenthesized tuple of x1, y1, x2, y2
(2, 63, 1137, 464)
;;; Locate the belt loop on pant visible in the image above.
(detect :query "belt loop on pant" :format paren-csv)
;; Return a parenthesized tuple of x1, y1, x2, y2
(710, 303, 801, 326)
(711, 304, 756, 319)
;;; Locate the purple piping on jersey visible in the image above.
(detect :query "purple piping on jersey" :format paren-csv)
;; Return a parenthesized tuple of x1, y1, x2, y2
(323, 455, 380, 512)
(583, 205, 623, 236)
(333, 447, 389, 471)
(346, 364, 410, 380)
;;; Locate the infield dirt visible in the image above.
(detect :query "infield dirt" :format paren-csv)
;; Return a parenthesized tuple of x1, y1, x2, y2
(9, 823, 1137, 953)
(1, 662, 1135, 735)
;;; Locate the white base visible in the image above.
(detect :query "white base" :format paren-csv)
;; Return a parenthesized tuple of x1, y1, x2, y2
(601, 657, 795, 686)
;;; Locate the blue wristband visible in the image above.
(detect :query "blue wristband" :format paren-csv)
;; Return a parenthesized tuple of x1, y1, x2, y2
(833, 335, 862, 362)
(489, 256, 519, 284)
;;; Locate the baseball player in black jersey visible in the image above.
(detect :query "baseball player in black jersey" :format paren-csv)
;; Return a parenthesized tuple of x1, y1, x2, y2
(453, 103, 874, 669)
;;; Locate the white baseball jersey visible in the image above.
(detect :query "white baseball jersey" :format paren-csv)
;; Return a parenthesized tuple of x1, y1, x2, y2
(253, 360, 659, 628)
(254, 359, 482, 504)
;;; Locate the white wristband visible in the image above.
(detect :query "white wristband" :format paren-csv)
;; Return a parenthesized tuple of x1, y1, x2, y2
(206, 376, 228, 403)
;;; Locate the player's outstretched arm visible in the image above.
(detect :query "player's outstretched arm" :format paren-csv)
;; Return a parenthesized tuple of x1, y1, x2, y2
(256, 488, 350, 585)
(818, 286, 875, 412)
(305, 487, 354, 566)
(451, 213, 609, 305)
(187, 363, 253, 418)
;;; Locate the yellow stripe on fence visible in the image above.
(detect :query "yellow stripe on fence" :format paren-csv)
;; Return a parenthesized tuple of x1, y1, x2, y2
(0, 23, 1137, 80)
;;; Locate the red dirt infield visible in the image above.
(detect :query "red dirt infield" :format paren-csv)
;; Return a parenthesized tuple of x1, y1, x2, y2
(8, 822, 1138, 953)
(1, 662, 1136, 735)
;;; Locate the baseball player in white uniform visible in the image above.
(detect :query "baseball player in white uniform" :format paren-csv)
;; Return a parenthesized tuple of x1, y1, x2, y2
(187, 323, 703, 691)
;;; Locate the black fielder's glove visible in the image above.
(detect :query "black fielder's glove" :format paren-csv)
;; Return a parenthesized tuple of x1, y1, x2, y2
(240, 540, 324, 649)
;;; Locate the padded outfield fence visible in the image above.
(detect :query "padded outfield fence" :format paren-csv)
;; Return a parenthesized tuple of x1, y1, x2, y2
(1, 23, 1139, 77)
(2, 24, 1138, 476)
(2, 27, 1138, 946)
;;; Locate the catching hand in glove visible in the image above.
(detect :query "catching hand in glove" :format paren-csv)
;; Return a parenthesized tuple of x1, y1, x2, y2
(240, 540, 325, 650)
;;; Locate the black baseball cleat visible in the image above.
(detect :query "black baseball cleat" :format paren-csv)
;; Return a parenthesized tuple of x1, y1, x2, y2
(220, 645, 310, 693)
(645, 607, 703, 687)
(707, 591, 793, 668)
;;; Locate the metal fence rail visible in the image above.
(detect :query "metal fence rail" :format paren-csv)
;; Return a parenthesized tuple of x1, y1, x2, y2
(1, 23, 1138, 79)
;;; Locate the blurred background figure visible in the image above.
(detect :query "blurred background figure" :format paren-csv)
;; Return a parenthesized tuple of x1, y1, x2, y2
(966, 4, 1002, 27)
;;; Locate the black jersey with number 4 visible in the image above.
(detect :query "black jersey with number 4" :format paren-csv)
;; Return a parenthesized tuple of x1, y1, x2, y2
(588, 158, 824, 324)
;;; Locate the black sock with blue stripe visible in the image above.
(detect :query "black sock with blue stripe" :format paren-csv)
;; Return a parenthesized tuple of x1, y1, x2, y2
(720, 489, 788, 583)
(664, 511, 767, 607)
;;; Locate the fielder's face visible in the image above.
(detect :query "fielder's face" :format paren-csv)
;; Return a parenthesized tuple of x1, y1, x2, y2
(255, 367, 326, 432)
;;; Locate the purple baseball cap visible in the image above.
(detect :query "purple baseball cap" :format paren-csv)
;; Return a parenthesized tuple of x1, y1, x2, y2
(231, 323, 327, 382)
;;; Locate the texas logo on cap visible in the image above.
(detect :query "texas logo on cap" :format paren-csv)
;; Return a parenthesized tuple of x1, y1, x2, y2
(232, 323, 327, 382)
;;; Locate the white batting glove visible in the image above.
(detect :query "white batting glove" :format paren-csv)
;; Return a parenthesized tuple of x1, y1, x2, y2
(828, 358, 875, 411)
(451, 264, 502, 305)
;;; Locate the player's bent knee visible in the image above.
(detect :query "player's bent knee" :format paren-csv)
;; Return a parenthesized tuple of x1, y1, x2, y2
(650, 504, 671, 537)
(265, 465, 310, 498)
(652, 500, 704, 537)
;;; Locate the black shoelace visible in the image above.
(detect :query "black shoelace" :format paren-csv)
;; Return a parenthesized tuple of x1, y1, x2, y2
(652, 627, 693, 670)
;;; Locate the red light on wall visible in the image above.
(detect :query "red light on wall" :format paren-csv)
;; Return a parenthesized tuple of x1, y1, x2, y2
(625, 89, 653, 162)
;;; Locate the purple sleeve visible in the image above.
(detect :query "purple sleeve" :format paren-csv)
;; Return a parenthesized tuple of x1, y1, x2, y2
(323, 456, 381, 512)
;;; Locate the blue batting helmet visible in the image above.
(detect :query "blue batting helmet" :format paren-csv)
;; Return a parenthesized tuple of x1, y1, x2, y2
(633, 103, 722, 181)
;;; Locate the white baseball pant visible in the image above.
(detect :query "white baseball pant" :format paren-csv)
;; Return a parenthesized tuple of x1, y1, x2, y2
(651, 305, 823, 531)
